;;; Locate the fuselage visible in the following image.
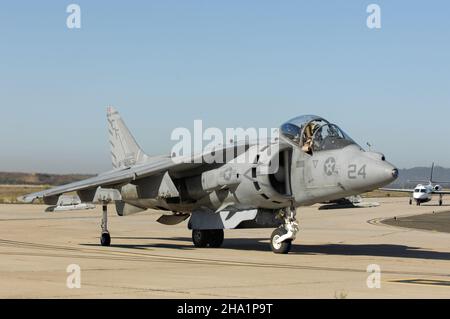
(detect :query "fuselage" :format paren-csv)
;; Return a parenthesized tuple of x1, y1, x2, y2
(413, 184, 434, 203)
(120, 115, 398, 214)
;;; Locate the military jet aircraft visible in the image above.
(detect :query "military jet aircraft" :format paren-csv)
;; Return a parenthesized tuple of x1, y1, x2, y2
(20, 108, 398, 254)
(381, 163, 450, 206)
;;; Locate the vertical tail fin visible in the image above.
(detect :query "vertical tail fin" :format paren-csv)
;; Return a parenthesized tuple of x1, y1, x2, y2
(430, 162, 435, 183)
(107, 106, 148, 169)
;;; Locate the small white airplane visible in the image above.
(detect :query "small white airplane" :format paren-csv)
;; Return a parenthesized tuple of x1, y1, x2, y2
(382, 163, 450, 206)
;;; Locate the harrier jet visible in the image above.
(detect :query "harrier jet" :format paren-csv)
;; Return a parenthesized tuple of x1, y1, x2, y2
(20, 108, 398, 254)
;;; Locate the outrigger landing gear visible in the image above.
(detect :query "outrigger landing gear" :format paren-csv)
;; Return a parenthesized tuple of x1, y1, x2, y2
(92, 188, 121, 247)
(100, 202, 111, 246)
(270, 206, 299, 254)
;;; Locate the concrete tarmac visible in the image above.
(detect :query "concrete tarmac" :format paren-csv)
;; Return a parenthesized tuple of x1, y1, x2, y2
(0, 198, 449, 299)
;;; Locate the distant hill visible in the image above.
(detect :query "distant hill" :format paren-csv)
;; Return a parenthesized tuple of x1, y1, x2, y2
(388, 166, 450, 188)
(0, 172, 95, 186)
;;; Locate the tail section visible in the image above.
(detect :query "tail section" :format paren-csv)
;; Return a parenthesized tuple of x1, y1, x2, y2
(429, 162, 450, 185)
(430, 162, 435, 183)
(107, 106, 148, 169)
(410, 162, 450, 185)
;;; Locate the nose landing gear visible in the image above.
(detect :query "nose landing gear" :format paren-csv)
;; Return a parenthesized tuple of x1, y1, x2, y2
(270, 207, 299, 254)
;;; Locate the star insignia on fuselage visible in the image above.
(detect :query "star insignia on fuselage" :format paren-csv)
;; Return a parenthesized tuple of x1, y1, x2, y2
(324, 157, 336, 176)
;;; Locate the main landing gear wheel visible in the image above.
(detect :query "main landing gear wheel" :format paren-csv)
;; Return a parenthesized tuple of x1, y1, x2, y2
(439, 200, 443, 206)
(192, 229, 224, 248)
(270, 228, 292, 254)
(208, 230, 224, 248)
(409, 198, 412, 205)
(416, 201, 421, 206)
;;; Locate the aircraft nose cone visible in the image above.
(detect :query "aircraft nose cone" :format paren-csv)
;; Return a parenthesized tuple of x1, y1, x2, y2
(376, 163, 398, 188)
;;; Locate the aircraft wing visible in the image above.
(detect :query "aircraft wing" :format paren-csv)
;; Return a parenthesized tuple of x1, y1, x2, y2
(379, 188, 414, 193)
(432, 190, 450, 195)
(19, 156, 197, 204)
(19, 138, 278, 204)
(20, 105, 285, 205)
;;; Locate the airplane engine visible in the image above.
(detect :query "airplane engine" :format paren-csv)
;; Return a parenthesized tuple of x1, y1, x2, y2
(434, 185, 442, 191)
(182, 145, 292, 210)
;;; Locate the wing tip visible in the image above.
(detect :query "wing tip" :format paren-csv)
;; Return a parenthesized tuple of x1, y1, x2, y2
(17, 195, 30, 203)
(17, 194, 40, 204)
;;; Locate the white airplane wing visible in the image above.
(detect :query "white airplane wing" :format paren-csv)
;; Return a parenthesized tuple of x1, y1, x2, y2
(379, 188, 414, 193)
(432, 190, 450, 195)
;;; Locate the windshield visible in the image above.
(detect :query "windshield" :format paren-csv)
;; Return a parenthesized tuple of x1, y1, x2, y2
(311, 124, 356, 152)
(281, 115, 358, 154)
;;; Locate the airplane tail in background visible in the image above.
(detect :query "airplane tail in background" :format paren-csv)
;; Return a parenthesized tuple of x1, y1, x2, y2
(430, 162, 435, 183)
(107, 106, 148, 169)
(410, 162, 450, 185)
(429, 162, 450, 185)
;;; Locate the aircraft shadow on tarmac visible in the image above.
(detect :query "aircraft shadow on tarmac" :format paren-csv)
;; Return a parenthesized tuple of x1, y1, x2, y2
(82, 237, 450, 261)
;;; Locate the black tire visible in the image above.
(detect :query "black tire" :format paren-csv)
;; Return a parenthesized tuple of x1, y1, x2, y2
(439, 200, 443, 206)
(270, 228, 292, 254)
(208, 230, 224, 248)
(192, 230, 209, 248)
(100, 232, 111, 246)
(417, 201, 421, 206)
(409, 199, 412, 205)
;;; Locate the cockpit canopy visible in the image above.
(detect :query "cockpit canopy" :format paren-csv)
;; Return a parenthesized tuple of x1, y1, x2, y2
(280, 115, 359, 153)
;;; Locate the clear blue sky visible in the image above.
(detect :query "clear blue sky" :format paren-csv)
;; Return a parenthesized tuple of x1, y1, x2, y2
(1, 1, 449, 173)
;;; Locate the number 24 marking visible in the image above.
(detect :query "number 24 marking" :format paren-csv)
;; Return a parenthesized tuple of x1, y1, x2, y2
(348, 164, 367, 179)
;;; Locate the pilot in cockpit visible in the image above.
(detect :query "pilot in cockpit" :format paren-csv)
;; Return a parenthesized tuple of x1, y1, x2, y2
(281, 116, 357, 155)
(302, 123, 318, 155)
(280, 121, 321, 155)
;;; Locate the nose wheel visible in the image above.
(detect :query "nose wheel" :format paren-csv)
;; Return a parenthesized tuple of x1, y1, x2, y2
(270, 228, 292, 254)
(270, 206, 299, 254)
